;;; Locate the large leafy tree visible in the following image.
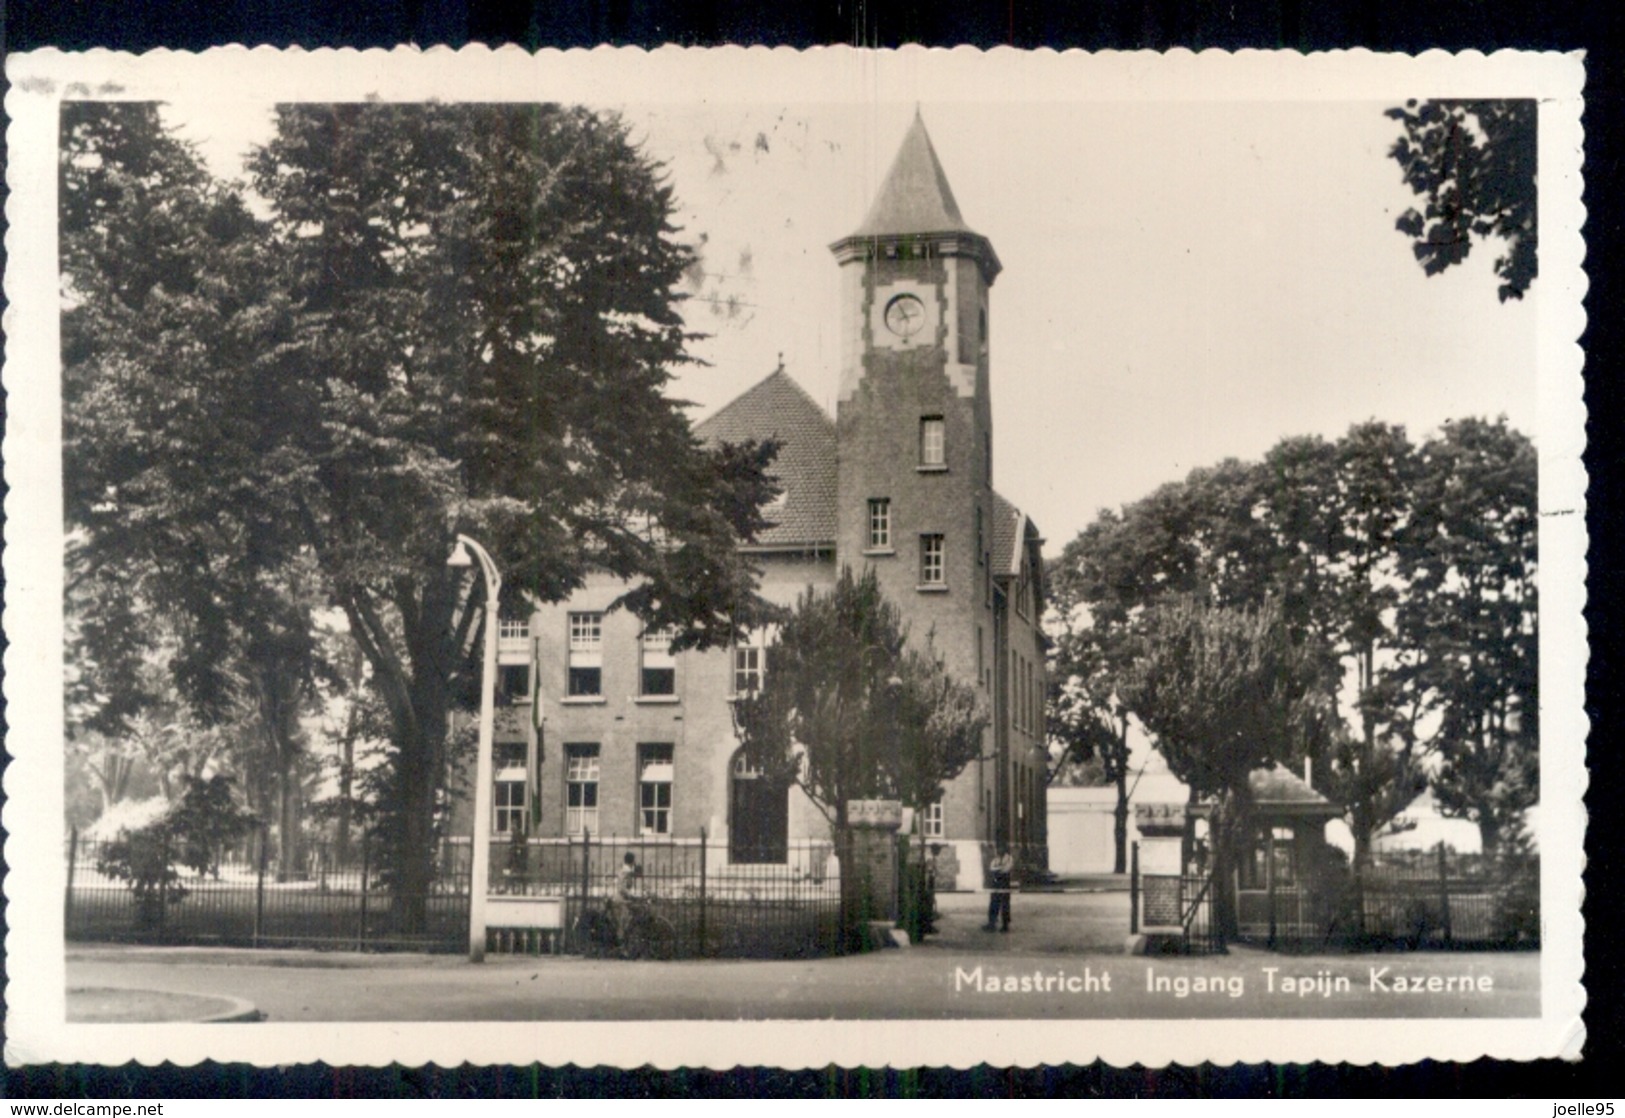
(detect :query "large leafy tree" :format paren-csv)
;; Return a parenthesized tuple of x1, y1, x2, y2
(1047, 423, 1450, 868)
(732, 568, 985, 946)
(1387, 99, 1537, 302)
(62, 102, 779, 925)
(1396, 419, 1538, 857)
(1118, 598, 1332, 935)
(1266, 424, 1430, 866)
(1049, 418, 1537, 872)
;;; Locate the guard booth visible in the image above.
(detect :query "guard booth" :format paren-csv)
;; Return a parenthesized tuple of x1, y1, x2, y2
(1130, 766, 1342, 953)
(1192, 764, 1341, 948)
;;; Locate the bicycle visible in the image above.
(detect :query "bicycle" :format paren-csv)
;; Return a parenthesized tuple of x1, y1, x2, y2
(573, 899, 679, 960)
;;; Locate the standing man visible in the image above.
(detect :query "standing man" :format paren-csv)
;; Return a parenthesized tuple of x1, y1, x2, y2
(612, 851, 642, 948)
(985, 845, 1015, 933)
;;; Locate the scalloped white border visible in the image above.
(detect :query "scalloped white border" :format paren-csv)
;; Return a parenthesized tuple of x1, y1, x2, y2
(3, 44, 1586, 1069)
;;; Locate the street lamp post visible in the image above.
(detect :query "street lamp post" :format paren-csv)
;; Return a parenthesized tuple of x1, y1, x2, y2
(448, 533, 501, 963)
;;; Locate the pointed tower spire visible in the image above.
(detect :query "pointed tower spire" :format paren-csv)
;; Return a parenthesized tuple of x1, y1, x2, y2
(851, 111, 975, 237)
(830, 111, 1000, 282)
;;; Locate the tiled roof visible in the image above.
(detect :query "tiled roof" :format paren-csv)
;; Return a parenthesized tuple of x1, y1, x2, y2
(1192, 765, 1340, 819)
(991, 491, 1023, 577)
(1250, 764, 1339, 814)
(850, 112, 981, 239)
(695, 369, 837, 549)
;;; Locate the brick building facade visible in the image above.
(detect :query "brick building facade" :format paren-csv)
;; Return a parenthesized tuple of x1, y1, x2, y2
(456, 114, 1047, 888)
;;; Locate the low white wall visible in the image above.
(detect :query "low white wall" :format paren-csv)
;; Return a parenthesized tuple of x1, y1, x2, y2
(1047, 788, 1125, 875)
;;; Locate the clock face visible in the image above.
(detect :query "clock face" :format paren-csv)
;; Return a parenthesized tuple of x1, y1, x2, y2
(883, 293, 927, 338)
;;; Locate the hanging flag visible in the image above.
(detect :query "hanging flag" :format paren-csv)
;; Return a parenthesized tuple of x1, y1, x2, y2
(528, 628, 544, 832)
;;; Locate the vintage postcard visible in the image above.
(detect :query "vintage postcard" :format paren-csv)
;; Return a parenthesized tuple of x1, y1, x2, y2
(4, 46, 1585, 1068)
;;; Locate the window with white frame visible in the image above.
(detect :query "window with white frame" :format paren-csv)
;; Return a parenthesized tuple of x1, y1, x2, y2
(920, 417, 946, 467)
(567, 612, 603, 696)
(493, 740, 528, 835)
(920, 534, 945, 586)
(639, 743, 674, 835)
(494, 778, 527, 835)
(733, 640, 765, 696)
(922, 797, 945, 839)
(640, 627, 676, 696)
(565, 743, 600, 834)
(499, 619, 529, 641)
(867, 498, 891, 549)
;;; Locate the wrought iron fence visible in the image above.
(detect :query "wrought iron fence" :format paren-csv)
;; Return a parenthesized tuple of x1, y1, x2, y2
(1349, 845, 1539, 950)
(486, 829, 841, 958)
(1135, 871, 1223, 955)
(1227, 843, 1539, 951)
(65, 828, 471, 952)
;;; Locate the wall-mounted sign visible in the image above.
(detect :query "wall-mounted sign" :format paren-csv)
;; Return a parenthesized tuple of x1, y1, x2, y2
(847, 799, 904, 829)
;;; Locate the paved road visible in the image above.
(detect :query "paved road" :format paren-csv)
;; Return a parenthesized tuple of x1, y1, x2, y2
(68, 890, 1540, 1021)
(929, 890, 1132, 954)
(68, 946, 1540, 1021)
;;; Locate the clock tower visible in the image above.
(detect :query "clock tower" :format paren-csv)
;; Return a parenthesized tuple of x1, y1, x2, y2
(829, 112, 1002, 818)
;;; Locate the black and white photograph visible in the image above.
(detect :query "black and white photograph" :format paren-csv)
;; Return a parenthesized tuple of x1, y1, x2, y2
(3, 46, 1585, 1068)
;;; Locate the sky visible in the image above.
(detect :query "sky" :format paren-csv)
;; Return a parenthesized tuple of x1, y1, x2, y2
(162, 98, 1538, 552)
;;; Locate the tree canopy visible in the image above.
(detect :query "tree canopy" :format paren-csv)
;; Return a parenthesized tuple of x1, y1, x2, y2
(1047, 418, 1538, 862)
(732, 568, 985, 822)
(1120, 598, 1330, 800)
(732, 567, 984, 947)
(1387, 99, 1537, 302)
(61, 101, 780, 918)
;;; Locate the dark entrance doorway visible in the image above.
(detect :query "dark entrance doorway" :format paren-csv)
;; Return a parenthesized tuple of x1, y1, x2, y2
(729, 751, 788, 864)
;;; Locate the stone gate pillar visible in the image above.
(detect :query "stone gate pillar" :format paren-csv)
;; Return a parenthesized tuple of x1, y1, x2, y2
(846, 799, 904, 924)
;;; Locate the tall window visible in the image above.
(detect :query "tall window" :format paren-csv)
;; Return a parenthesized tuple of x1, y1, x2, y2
(567, 612, 603, 696)
(733, 644, 764, 696)
(1030, 660, 1041, 734)
(640, 627, 676, 696)
(565, 743, 600, 834)
(733, 629, 767, 696)
(497, 663, 531, 703)
(920, 534, 945, 586)
(976, 506, 984, 564)
(1244, 826, 1298, 888)
(1010, 650, 1021, 733)
(493, 740, 528, 835)
(1020, 656, 1028, 734)
(977, 626, 985, 685)
(639, 743, 674, 836)
(919, 417, 945, 467)
(922, 797, 945, 839)
(867, 498, 891, 549)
